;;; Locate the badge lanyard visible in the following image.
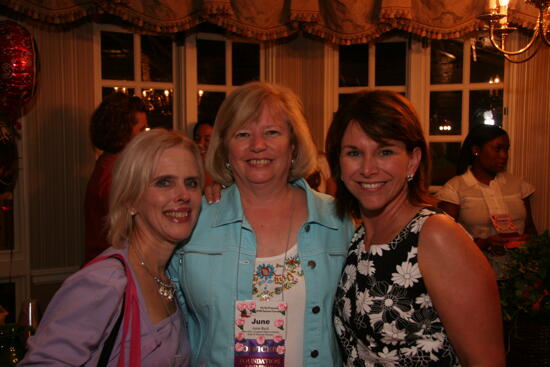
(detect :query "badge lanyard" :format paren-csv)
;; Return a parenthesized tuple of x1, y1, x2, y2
(234, 189, 295, 367)
(479, 179, 518, 234)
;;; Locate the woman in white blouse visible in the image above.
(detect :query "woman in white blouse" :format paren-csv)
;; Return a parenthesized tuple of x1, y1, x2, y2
(436, 125, 536, 278)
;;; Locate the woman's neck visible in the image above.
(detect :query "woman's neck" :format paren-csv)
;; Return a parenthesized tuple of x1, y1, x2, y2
(130, 233, 174, 276)
(360, 192, 420, 246)
(239, 181, 294, 209)
(470, 164, 497, 185)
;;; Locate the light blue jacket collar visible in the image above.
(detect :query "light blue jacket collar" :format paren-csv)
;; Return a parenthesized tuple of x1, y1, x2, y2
(211, 178, 340, 230)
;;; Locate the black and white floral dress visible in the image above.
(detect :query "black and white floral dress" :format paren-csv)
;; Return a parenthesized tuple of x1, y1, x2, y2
(333, 207, 461, 367)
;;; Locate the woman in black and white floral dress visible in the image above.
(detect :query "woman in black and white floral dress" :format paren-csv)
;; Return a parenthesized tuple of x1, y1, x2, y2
(325, 91, 505, 367)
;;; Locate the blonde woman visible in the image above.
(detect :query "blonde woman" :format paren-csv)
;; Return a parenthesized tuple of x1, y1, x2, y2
(21, 129, 203, 366)
(169, 82, 355, 366)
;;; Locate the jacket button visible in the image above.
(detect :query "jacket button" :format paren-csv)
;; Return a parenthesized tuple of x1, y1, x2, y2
(312, 306, 320, 314)
(311, 350, 319, 358)
(307, 260, 316, 269)
(304, 224, 310, 232)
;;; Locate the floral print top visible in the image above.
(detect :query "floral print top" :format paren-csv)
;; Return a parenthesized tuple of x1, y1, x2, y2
(333, 207, 461, 367)
(252, 244, 304, 301)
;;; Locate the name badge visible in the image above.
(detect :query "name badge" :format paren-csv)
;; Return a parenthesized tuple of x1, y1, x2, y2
(234, 300, 287, 367)
(490, 214, 518, 234)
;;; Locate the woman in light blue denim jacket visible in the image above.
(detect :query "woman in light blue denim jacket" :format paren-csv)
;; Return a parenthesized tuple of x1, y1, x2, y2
(168, 82, 354, 366)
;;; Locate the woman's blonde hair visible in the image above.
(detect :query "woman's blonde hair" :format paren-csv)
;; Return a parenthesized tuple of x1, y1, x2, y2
(205, 82, 317, 186)
(107, 128, 204, 248)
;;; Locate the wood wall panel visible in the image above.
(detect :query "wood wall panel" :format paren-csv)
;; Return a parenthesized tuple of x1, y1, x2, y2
(267, 35, 328, 151)
(22, 23, 96, 270)
(506, 41, 550, 233)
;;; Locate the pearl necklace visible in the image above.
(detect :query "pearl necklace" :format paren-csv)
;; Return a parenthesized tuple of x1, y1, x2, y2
(133, 244, 176, 301)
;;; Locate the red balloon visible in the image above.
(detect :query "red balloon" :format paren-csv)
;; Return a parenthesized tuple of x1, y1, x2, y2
(0, 21, 37, 116)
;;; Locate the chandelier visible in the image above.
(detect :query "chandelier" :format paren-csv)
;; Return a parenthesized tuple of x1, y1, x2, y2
(478, 0, 550, 62)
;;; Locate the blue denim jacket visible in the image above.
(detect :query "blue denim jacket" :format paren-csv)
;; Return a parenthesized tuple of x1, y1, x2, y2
(168, 179, 355, 366)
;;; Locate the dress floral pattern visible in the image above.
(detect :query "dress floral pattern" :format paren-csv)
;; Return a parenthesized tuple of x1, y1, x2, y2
(334, 207, 461, 367)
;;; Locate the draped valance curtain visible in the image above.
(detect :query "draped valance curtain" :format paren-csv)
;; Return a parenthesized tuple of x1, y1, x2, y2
(0, 0, 540, 44)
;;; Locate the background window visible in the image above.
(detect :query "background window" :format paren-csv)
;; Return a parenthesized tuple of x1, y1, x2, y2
(339, 44, 369, 87)
(338, 38, 407, 110)
(429, 91, 462, 135)
(197, 39, 226, 85)
(232, 43, 260, 86)
(430, 40, 463, 85)
(470, 89, 503, 129)
(141, 35, 173, 83)
(99, 29, 175, 130)
(198, 91, 226, 124)
(101, 31, 134, 81)
(375, 42, 406, 86)
(189, 34, 262, 127)
(427, 38, 504, 186)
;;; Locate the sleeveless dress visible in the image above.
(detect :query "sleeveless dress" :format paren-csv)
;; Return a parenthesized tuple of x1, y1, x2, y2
(333, 207, 461, 366)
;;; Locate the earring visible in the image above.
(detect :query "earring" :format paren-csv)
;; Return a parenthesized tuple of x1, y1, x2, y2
(291, 158, 295, 167)
(129, 209, 137, 216)
(225, 162, 232, 170)
(474, 152, 479, 157)
(407, 174, 414, 182)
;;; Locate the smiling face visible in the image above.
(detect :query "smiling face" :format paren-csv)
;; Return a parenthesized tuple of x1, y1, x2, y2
(339, 121, 420, 216)
(227, 107, 294, 190)
(194, 123, 213, 156)
(132, 146, 202, 246)
(473, 134, 510, 176)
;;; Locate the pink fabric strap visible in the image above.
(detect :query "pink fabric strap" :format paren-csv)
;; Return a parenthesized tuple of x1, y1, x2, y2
(87, 254, 142, 367)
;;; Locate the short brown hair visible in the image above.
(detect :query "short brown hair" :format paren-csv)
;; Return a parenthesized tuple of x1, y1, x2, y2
(206, 82, 317, 186)
(326, 90, 432, 219)
(108, 128, 204, 248)
(90, 93, 148, 154)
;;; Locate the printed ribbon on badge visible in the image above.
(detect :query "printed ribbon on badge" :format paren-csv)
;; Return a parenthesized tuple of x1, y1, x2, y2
(234, 300, 287, 367)
(490, 214, 518, 234)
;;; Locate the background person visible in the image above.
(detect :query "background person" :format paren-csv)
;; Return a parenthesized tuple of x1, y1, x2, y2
(20, 129, 203, 366)
(168, 81, 355, 366)
(192, 120, 217, 188)
(85, 92, 148, 262)
(192, 120, 214, 157)
(436, 125, 536, 278)
(326, 91, 505, 366)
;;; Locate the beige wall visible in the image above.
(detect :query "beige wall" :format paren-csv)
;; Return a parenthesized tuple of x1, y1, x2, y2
(266, 36, 328, 151)
(506, 37, 550, 235)
(22, 23, 96, 270)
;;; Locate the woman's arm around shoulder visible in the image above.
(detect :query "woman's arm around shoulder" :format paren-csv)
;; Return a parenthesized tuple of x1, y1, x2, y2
(418, 214, 505, 367)
(19, 258, 127, 366)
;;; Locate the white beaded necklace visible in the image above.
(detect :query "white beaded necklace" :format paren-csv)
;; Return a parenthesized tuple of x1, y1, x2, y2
(133, 244, 176, 302)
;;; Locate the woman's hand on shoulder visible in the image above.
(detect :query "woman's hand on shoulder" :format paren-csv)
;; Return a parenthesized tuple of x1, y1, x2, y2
(204, 182, 223, 204)
(418, 214, 505, 367)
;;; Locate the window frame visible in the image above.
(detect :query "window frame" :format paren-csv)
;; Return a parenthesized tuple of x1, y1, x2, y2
(182, 32, 265, 133)
(92, 24, 178, 129)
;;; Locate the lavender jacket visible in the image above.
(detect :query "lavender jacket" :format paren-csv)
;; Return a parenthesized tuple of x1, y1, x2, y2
(19, 247, 190, 366)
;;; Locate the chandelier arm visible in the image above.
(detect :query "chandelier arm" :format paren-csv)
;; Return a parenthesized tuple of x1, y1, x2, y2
(489, 20, 541, 55)
(503, 45, 541, 63)
(542, 21, 550, 46)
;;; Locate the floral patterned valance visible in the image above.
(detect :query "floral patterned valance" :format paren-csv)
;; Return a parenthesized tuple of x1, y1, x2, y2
(0, 0, 539, 44)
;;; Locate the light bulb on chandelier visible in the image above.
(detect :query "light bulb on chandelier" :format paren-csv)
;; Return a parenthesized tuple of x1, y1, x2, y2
(478, 0, 550, 63)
